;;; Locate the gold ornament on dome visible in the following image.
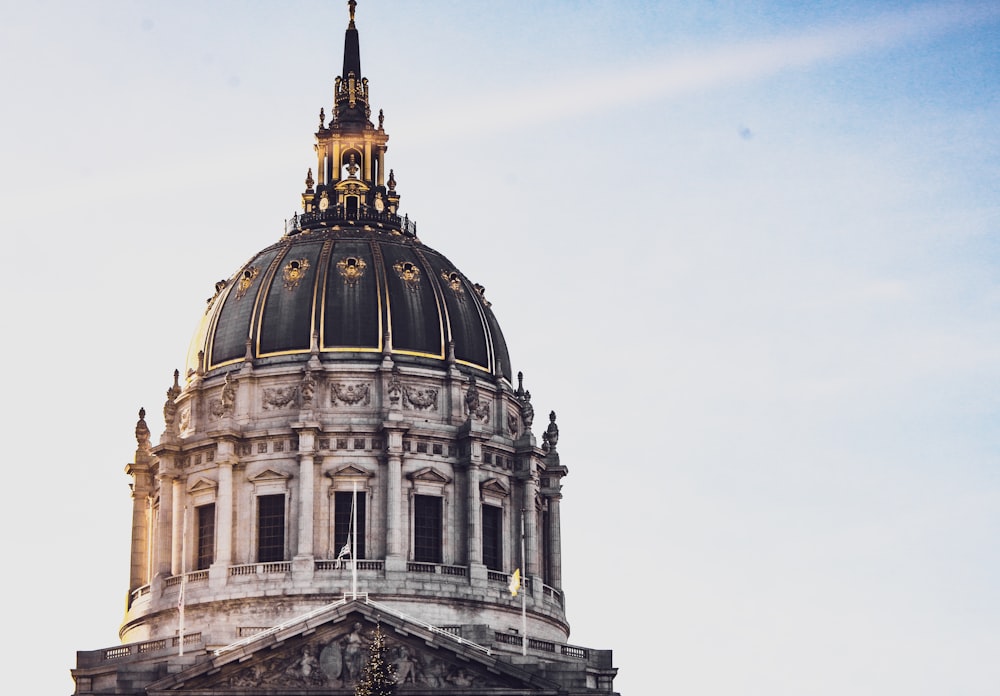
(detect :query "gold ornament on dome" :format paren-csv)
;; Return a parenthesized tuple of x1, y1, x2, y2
(394, 260, 421, 288)
(282, 258, 311, 290)
(441, 270, 464, 294)
(337, 256, 367, 285)
(235, 267, 259, 300)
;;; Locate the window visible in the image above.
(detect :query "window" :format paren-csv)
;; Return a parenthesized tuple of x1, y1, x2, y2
(542, 509, 551, 584)
(334, 491, 366, 559)
(196, 503, 215, 570)
(413, 494, 442, 563)
(257, 494, 285, 562)
(482, 504, 502, 571)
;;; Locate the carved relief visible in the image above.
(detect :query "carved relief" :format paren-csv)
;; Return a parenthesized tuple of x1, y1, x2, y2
(393, 260, 420, 289)
(235, 267, 259, 300)
(336, 256, 367, 285)
(386, 368, 402, 406)
(209, 373, 237, 418)
(507, 412, 519, 437)
(300, 367, 317, 407)
(178, 406, 191, 435)
(262, 385, 298, 410)
(440, 270, 463, 295)
(330, 382, 371, 406)
(403, 384, 438, 411)
(282, 258, 311, 291)
(219, 624, 501, 690)
(464, 377, 490, 423)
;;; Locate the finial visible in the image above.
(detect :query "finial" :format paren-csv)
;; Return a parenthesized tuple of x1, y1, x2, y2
(378, 108, 384, 129)
(319, 107, 326, 128)
(516, 371, 524, 397)
(546, 411, 559, 452)
(305, 168, 314, 192)
(348, 0, 357, 24)
(135, 407, 151, 450)
(387, 169, 396, 192)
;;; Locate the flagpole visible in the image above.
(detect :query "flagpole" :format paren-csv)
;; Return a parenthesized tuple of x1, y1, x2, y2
(178, 505, 187, 656)
(351, 481, 358, 599)
(520, 509, 527, 656)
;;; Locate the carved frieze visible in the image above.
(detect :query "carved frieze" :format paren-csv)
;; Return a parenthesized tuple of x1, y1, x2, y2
(219, 622, 499, 690)
(262, 385, 298, 410)
(330, 382, 371, 406)
(336, 256, 367, 285)
(403, 384, 438, 411)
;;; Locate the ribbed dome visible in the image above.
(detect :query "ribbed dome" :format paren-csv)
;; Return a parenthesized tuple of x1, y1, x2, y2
(187, 222, 511, 381)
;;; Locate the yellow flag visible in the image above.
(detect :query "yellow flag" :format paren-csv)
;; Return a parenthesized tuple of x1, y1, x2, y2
(508, 568, 521, 597)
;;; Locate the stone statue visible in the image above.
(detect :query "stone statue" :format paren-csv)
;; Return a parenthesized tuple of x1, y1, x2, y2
(300, 367, 316, 407)
(340, 622, 366, 684)
(220, 373, 237, 415)
(545, 410, 559, 451)
(521, 390, 534, 428)
(135, 407, 150, 451)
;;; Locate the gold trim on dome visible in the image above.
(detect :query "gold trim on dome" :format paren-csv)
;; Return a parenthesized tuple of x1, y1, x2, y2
(282, 258, 311, 291)
(393, 260, 421, 288)
(337, 256, 367, 286)
(441, 270, 464, 295)
(235, 267, 259, 300)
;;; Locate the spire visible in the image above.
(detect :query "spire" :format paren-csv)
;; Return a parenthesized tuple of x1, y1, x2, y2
(342, 0, 361, 80)
(292, 0, 412, 237)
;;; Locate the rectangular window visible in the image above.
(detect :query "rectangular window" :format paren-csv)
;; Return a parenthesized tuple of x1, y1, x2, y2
(542, 510, 551, 584)
(482, 504, 503, 571)
(196, 503, 215, 570)
(334, 491, 366, 559)
(257, 494, 285, 563)
(413, 494, 442, 564)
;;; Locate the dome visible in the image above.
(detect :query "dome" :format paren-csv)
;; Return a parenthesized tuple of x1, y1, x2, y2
(188, 221, 511, 381)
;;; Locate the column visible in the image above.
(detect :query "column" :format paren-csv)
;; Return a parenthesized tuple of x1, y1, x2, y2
(467, 463, 482, 565)
(548, 494, 563, 589)
(155, 474, 173, 577)
(386, 452, 402, 558)
(523, 466, 539, 577)
(215, 461, 233, 566)
(170, 478, 184, 576)
(296, 452, 315, 558)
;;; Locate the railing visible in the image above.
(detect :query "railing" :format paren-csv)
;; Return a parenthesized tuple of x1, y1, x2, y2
(315, 559, 384, 572)
(229, 561, 291, 576)
(493, 632, 590, 661)
(285, 206, 417, 237)
(102, 633, 202, 661)
(129, 584, 151, 605)
(543, 584, 564, 607)
(165, 570, 209, 587)
(406, 562, 467, 576)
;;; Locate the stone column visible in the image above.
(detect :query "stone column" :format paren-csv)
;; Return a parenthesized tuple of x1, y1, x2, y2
(386, 452, 402, 560)
(155, 473, 173, 577)
(171, 478, 184, 576)
(547, 494, 563, 589)
(467, 462, 482, 565)
(522, 466, 539, 578)
(215, 461, 233, 566)
(296, 451, 315, 558)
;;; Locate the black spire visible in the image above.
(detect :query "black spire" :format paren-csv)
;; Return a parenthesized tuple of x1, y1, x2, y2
(342, 0, 361, 79)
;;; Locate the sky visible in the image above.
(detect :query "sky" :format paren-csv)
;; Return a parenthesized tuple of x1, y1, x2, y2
(1, 1, 998, 694)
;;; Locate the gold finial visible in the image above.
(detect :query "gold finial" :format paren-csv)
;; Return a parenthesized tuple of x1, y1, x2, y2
(348, 0, 357, 23)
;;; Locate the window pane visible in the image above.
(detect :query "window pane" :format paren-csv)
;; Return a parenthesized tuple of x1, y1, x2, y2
(482, 504, 502, 571)
(257, 494, 285, 562)
(413, 495, 442, 563)
(334, 491, 366, 559)
(196, 503, 215, 570)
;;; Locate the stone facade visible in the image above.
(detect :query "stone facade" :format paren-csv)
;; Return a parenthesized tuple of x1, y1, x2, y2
(71, 4, 617, 695)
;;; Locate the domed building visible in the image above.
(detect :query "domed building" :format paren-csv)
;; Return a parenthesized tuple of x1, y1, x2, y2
(72, 4, 619, 695)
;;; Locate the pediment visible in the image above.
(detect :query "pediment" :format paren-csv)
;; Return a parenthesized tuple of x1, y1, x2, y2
(147, 599, 558, 694)
(187, 477, 217, 494)
(407, 466, 450, 485)
(480, 477, 509, 497)
(248, 468, 291, 483)
(327, 464, 372, 480)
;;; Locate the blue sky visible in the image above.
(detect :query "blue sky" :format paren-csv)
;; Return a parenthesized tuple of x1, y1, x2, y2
(2, 2, 998, 694)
